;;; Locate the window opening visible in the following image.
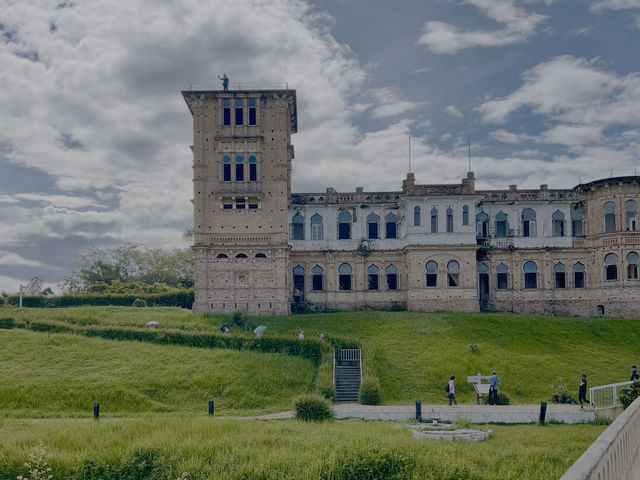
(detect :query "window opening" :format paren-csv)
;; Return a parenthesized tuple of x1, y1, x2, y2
(496, 263, 508, 290)
(554, 263, 566, 288)
(552, 210, 565, 237)
(627, 252, 638, 280)
(571, 211, 584, 237)
(235, 155, 244, 182)
(446, 208, 454, 233)
(292, 214, 304, 240)
(235, 99, 243, 125)
(311, 265, 324, 291)
(522, 208, 536, 237)
(604, 202, 616, 233)
(338, 211, 351, 239)
(367, 265, 379, 290)
(431, 208, 438, 233)
(573, 262, 585, 288)
(367, 213, 379, 239)
(386, 264, 398, 290)
(248, 99, 257, 126)
(223, 100, 231, 126)
(495, 212, 508, 237)
(462, 205, 469, 226)
(311, 213, 323, 240)
(626, 200, 637, 231)
(524, 261, 538, 289)
(447, 260, 460, 287)
(414, 206, 421, 226)
(249, 155, 257, 182)
(426, 261, 438, 287)
(338, 263, 352, 291)
(386, 213, 397, 238)
(223, 155, 232, 182)
(605, 253, 618, 280)
(476, 212, 489, 238)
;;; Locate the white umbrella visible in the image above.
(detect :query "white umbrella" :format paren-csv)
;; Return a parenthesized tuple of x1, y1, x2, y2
(146, 321, 160, 330)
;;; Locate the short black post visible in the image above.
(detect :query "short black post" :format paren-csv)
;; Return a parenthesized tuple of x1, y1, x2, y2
(539, 401, 547, 425)
(415, 399, 422, 421)
(208, 400, 214, 416)
(93, 402, 100, 421)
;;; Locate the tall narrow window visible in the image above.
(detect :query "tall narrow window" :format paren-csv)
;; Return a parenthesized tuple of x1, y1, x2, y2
(627, 252, 639, 280)
(293, 266, 305, 301)
(311, 213, 323, 240)
(223, 100, 231, 126)
(605, 253, 618, 280)
(338, 263, 352, 291)
(248, 99, 257, 126)
(292, 214, 305, 240)
(554, 263, 566, 288)
(223, 155, 232, 181)
(414, 206, 421, 226)
(386, 213, 398, 238)
(626, 200, 637, 231)
(235, 99, 243, 125)
(462, 205, 469, 226)
(338, 211, 351, 239)
(249, 155, 257, 181)
(552, 210, 565, 237)
(476, 212, 489, 238)
(431, 208, 438, 233)
(367, 265, 379, 290)
(386, 264, 398, 290)
(367, 213, 379, 239)
(496, 263, 509, 290)
(311, 265, 324, 291)
(572, 211, 584, 237)
(447, 260, 460, 287)
(522, 208, 536, 237)
(235, 155, 244, 181)
(573, 262, 585, 288)
(426, 261, 438, 287)
(604, 202, 616, 233)
(446, 208, 454, 233)
(524, 261, 538, 289)
(495, 212, 508, 237)
(235, 197, 245, 209)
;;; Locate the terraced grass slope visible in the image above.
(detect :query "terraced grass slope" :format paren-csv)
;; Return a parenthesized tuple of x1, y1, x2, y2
(0, 328, 314, 417)
(6, 307, 640, 404)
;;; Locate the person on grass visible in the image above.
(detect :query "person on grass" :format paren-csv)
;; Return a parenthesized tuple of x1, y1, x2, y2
(489, 371, 501, 405)
(578, 374, 588, 408)
(447, 376, 457, 406)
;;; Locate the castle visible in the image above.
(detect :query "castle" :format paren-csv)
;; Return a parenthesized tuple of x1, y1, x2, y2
(182, 87, 640, 318)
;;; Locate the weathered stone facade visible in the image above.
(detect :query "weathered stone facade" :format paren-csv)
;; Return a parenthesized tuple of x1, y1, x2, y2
(183, 87, 640, 318)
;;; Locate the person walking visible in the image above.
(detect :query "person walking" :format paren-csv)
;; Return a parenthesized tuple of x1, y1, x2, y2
(489, 371, 501, 405)
(578, 374, 588, 409)
(631, 365, 639, 383)
(447, 376, 457, 405)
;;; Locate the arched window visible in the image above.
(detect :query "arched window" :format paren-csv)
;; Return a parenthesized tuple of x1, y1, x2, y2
(495, 212, 508, 237)
(523, 261, 538, 289)
(573, 262, 585, 288)
(235, 155, 244, 182)
(248, 99, 257, 126)
(338, 211, 351, 239)
(554, 263, 566, 288)
(462, 205, 469, 226)
(386, 264, 398, 290)
(249, 155, 257, 182)
(293, 265, 305, 301)
(216, 253, 228, 259)
(386, 213, 398, 238)
(626, 200, 637, 231)
(367, 213, 379, 239)
(605, 253, 618, 280)
(223, 155, 232, 182)
(223, 99, 231, 126)
(552, 210, 565, 237)
(311, 265, 324, 291)
(496, 263, 509, 290)
(604, 202, 616, 233)
(292, 214, 305, 240)
(235, 253, 248, 258)
(431, 208, 438, 233)
(367, 264, 380, 290)
(426, 261, 438, 287)
(311, 213, 323, 240)
(571, 211, 584, 237)
(447, 260, 460, 287)
(338, 263, 352, 291)
(522, 208, 536, 237)
(255, 253, 267, 258)
(446, 207, 454, 233)
(414, 206, 421, 226)
(478, 264, 490, 274)
(476, 212, 489, 238)
(235, 99, 244, 125)
(627, 252, 639, 280)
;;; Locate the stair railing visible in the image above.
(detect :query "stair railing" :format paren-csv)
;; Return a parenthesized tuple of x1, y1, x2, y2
(339, 348, 360, 362)
(359, 349, 363, 382)
(332, 349, 336, 387)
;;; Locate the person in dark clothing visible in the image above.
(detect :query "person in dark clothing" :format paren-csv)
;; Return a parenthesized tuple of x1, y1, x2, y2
(578, 374, 588, 409)
(631, 365, 639, 383)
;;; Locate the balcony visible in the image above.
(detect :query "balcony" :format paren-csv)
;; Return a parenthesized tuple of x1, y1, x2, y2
(215, 181, 263, 195)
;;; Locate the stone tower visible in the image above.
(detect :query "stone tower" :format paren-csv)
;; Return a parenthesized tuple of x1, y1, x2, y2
(182, 87, 297, 316)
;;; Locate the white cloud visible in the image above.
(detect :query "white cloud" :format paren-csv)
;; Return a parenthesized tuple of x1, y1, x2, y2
(444, 105, 464, 118)
(0, 251, 58, 269)
(14, 193, 104, 209)
(368, 88, 419, 119)
(590, 0, 640, 11)
(417, 0, 547, 54)
(490, 129, 536, 144)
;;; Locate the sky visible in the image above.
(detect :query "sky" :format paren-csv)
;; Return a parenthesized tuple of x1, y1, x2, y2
(1, 0, 640, 293)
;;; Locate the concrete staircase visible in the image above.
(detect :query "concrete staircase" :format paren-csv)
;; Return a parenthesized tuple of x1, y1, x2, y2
(335, 350, 361, 403)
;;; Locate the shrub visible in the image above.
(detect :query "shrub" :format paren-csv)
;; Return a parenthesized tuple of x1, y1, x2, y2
(132, 298, 148, 307)
(231, 310, 248, 329)
(0, 317, 15, 329)
(294, 393, 333, 422)
(5, 290, 194, 309)
(551, 377, 577, 404)
(329, 448, 415, 480)
(359, 376, 382, 405)
(619, 380, 640, 409)
(315, 359, 336, 402)
(16, 441, 52, 480)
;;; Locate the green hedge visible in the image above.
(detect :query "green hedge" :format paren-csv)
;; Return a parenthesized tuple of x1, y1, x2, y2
(5, 290, 194, 309)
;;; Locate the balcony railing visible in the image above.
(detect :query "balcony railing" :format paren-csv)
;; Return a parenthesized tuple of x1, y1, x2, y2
(216, 182, 262, 195)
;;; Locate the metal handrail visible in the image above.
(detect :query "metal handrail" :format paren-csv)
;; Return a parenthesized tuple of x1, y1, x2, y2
(359, 349, 363, 382)
(589, 381, 633, 408)
(340, 349, 360, 362)
(332, 349, 336, 387)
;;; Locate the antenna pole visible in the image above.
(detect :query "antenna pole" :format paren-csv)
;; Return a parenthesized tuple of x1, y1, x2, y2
(468, 135, 471, 171)
(408, 136, 412, 173)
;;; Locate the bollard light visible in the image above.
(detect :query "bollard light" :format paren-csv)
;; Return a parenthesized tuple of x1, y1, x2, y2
(94, 402, 100, 421)
(209, 400, 215, 416)
(415, 399, 422, 421)
(539, 401, 547, 425)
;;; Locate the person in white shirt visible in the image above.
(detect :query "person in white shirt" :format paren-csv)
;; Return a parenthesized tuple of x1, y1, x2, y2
(298, 330, 304, 340)
(447, 376, 457, 405)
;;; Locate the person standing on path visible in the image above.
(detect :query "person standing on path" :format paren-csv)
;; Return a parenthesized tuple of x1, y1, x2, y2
(447, 376, 457, 405)
(578, 374, 588, 408)
(489, 371, 500, 405)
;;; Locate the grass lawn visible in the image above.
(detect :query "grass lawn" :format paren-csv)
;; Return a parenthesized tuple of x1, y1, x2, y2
(0, 417, 606, 480)
(0, 329, 314, 417)
(7, 307, 640, 405)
